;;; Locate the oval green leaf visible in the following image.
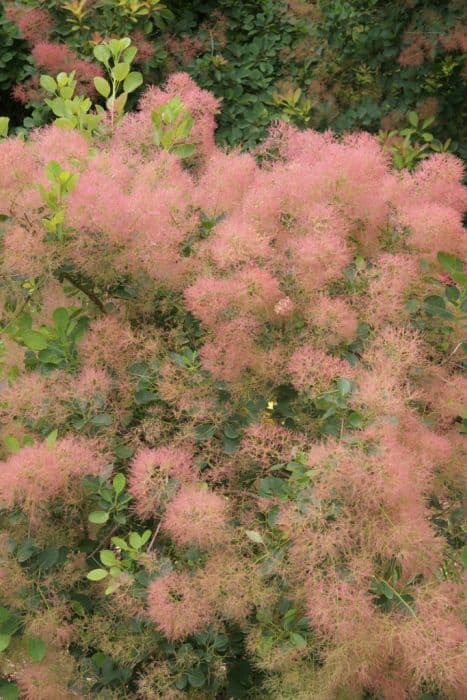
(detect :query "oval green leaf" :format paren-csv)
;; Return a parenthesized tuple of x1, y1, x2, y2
(28, 636, 46, 662)
(112, 63, 130, 82)
(86, 568, 108, 581)
(39, 75, 57, 93)
(94, 76, 110, 98)
(123, 71, 143, 94)
(88, 511, 109, 524)
(21, 331, 47, 352)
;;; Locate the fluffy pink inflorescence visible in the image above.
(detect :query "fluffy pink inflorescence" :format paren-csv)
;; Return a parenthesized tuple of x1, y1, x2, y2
(162, 485, 228, 548)
(288, 346, 354, 393)
(147, 571, 213, 640)
(200, 317, 261, 381)
(128, 446, 196, 518)
(130, 30, 156, 63)
(13, 7, 54, 45)
(0, 438, 107, 521)
(309, 295, 358, 344)
(204, 217, 272, 270)
(0, 138, 39, 216)
(72, 366, 112, 403)
(194, 151, 258, 217)
(290, 231, 351, 291)
(399, 203, 465, 260)
(31, 43, 104, 97)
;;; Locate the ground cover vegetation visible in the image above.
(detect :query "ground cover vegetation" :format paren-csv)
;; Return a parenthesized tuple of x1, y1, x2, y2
(0, 3, 465, 700)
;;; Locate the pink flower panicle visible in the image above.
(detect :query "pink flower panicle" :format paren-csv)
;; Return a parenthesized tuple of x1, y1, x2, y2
(288, 346, 354, 393)
(128, 446, 195, 518)
(162, 485, 228, 548)
(0, 438, 106, 522)
(147, 572, 213, 640)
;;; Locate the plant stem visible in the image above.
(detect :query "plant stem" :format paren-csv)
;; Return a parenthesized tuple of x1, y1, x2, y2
(61, 272, 106, 313)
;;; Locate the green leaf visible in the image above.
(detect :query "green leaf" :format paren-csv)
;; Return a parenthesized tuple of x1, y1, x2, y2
(460, 545, 467, 568)
(245, 530, 263, 544)
(187, 667, 206, 688)
(21, 330, 47, 352)
(129, 532, 141, 550)
(16, 538, 36, 563)
(93, 45, 110, 64)
(123, 46, 138, 64)
(140, 529, 151, 546)
(39, 74, 57, 93)
(0, 117, 9, 139)
(99, 550, 117, 567)
(445, 285, 460, 303)
(195, 423, 216, 441)
(4, 436, 21, 453)
(88, 511, 109, 524)
(87, 568, 108, 581)
(289, 632, 307, 648)
(90, 414, 113, 427)
(54, 117, 76, 130)
(110, 537, 128, 551)
(123, 71, 143, 94)
(437, 252, 464, 276)
(46, 429, 58, 446)
(115, 445, 134, 459)
(171, 143, 196, 159)
(335, 377, 352, 395)
(223, 422, 241, 439)
(437, 252, 466, 286)
(0, 634, 11, 652)
(118, 37, 132, 51)
(175, 675, 188, 690)
(0, 681, 19, 700)
(27, 636, 46, 662)
(134, 389, 158, 405)
(56, 72, 69, 87)
(113, 473, 126, 495)
(425, 295, 452, 319)
(407, 111, 419, 127)
(112, 63, 130, 82)
(93, 76, 110, 98)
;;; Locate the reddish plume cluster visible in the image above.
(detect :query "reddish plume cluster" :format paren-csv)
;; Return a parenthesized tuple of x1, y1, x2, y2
(0, 71, 465, 698)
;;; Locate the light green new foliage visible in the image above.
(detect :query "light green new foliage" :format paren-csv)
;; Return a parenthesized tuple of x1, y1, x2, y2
(92, 36, 143, 127)
(38, 37, 143, 135)
(151, 96, 196, 159)
(0, 117, 9, 139)
(379, 111, 452, 171)
(39, 160, 79, 241)
(41, 71, 102, 135)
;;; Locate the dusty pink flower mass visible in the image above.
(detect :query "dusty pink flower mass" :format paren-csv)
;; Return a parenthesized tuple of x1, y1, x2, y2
(0, 71, 465, 698)
(129, 446, 195, 518)
(162, 485, 228, 548)
(288, 345, 354, 392)
(148, 572, 213, 639)
(0, 438, 106, 522)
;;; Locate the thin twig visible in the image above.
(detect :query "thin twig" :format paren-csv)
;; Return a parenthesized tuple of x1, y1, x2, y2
(88, 523, 119, 559)
(147, 520, 162, 551)
(61, 272, 106, 313)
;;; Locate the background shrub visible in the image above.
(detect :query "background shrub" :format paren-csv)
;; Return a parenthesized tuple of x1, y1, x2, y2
(2, 0, 465, 152)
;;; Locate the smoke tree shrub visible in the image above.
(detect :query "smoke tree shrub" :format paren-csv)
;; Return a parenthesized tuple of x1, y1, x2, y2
(0, 71, 466, 699)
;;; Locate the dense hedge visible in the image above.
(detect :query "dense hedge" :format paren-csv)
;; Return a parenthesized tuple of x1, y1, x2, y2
(1, 1, 465, 151)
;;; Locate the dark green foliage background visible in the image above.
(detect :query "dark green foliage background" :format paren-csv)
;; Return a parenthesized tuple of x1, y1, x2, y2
(0, 0, 465, 152)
